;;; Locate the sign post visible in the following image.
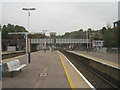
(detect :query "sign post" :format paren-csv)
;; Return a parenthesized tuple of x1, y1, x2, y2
(0, 25, 2, 80)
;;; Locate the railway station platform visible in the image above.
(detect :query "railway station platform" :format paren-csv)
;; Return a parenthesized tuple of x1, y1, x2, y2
(2, 51, 92, 89)
(0, 80, 1, 90)
(2, 51, 25, 55)
(67, 50, 119, 68)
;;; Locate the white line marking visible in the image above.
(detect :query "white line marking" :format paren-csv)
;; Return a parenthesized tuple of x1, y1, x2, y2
(59, 51, 96, 90)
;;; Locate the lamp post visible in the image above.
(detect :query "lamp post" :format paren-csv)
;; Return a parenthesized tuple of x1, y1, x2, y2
(22, 8, 36, 36)
(86, 30, 88, 53)
(22, 7, 36, 64)
(42, 30, 48, 35)
(0, 25, 1, 58)
(0, 25, 2, 80)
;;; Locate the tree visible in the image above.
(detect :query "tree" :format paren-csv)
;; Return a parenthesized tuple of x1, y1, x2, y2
(2, 25, 8, 38)
(2, 24, 28, 39)
(103, 27, 117, 47)
(87, 28, 92, 33)
(101, 27, 106, 34)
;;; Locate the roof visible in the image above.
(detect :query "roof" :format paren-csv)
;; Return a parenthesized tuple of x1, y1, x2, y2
(114, 20, 120, 23)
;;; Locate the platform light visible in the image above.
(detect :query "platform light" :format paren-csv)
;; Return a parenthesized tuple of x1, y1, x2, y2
(22, 7, 36, 64)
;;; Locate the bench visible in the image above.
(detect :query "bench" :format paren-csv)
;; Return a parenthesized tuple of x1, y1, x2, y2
(4, 59, 26, 77)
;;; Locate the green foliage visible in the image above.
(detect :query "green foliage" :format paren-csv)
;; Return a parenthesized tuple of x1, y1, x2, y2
(56, 29, 85, 38)
(2, 24, 28, 39)
(87, 28, 92, 33)
(52, 24, 118, 47)
(103, 27, 118, 47)
(101, 27, 106, 34)
(2, 23, 118, 47)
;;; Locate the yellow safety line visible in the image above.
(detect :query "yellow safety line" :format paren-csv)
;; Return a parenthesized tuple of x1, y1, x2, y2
(2, 51, 39, 63)
(57, 51, 75, 90)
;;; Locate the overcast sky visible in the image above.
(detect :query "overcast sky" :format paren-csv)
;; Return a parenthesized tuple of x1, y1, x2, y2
(1, 1, 119, 35)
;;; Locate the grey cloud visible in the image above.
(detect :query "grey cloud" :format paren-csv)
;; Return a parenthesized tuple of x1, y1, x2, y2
(2, 2, 118, 35)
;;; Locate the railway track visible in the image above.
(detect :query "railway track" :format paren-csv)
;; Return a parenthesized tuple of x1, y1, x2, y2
(60, 50, 119, 89)
(2, 51, 26, 59)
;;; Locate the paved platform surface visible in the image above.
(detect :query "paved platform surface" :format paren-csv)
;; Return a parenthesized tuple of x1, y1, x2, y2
(2, 50, 92, 89)
(67, 50, 119, 68)
(57, 51, 91, 88)
(2, 51, 70, 88)
(0, 80, 2, 90)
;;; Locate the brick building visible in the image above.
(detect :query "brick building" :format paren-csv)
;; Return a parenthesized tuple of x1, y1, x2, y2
(2, 34, 45, 51)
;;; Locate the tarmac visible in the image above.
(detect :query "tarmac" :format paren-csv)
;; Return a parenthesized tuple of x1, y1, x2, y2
(0, 81, 1, 90)
(67, 50, 119, 68)
(2, 50, 92, 89)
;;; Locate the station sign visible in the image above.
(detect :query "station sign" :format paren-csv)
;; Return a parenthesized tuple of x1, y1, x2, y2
(92, 40, 104, 47)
